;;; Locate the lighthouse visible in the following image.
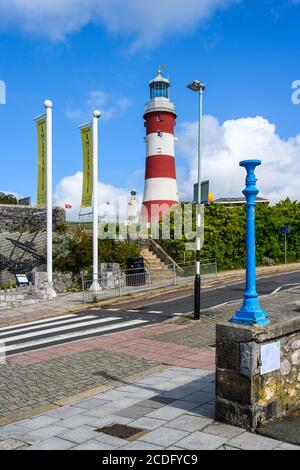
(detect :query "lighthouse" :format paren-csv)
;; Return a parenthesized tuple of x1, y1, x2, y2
(141, 69, 179, 223)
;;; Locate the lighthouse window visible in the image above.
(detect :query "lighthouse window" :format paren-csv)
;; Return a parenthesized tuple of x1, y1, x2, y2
(150, 82, 170, 99)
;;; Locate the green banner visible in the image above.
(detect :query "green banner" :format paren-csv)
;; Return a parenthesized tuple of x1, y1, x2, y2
(36, 116, 47, 206)
(81, 125, 93, 208)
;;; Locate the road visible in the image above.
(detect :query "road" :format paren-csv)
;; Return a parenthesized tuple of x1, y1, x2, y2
(1, 270, 299, 356)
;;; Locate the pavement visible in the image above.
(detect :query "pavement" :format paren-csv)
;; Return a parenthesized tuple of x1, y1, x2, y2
(0, 266, 299, 450)
(0, 366, 299, 450)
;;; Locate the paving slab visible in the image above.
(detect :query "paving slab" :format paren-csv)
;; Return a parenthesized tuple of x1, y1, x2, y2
(58, 425, 97, 444)
(146, 405, 187, 421)
(117, 405, 156, 419)
(120, 441, 164, 450)
(203, 422, 244, 440)
(0, 437, 27, 450)
(19, 415, 59, 430)
(26, 424, 68, 440)
(176, 431, 228, 450)
(73, 440, 117, 450)
(139, 427, 188, 447)
(165, 414, 213, 432)
(226, 432, 283, 450)
(129, 417, 166, 430)
(29, 436, 75, 450)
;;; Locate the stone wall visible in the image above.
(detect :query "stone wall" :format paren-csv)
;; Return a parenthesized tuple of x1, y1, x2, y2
(0, 204, 65, 233)
(0, 231, 46, 285)
(0, 282, 54, 309)
(216, 316, 300, 431)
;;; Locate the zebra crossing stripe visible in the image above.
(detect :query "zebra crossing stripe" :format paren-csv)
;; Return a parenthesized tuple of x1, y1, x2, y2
(3, 317, 120, 344)
(5, 319, 147, 354)
(0, 313, 78, 333)
(0, 315, 97, 338)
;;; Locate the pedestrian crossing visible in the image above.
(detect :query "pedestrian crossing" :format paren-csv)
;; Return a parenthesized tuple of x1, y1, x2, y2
(0, 313, 148, 356)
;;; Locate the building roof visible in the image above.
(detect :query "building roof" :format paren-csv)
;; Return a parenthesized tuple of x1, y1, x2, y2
(214, 197, 270, 204)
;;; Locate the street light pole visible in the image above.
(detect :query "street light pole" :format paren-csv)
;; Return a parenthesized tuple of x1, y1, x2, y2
(92, 110, 101, 292)
(44, 99, 56, 298)
(187, 80, 206, 320)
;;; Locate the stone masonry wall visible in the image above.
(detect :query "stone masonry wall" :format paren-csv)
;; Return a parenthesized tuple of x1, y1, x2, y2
(216, 317, 300, 431)
(0, 204, 65, 233)
(0, 231, 46, 285)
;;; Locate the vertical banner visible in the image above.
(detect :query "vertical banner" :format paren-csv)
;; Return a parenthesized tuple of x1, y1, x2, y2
(36, 116, 47, 206)
(80, 124, 93, 208)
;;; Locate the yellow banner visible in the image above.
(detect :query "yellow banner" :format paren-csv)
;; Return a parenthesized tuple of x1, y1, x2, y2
(36, 116, 47, 206)
(81, 125, 93, 208)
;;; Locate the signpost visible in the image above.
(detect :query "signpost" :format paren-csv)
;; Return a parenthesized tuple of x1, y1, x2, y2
(193, 180, 210, 204)
(280, 226, 290, 264)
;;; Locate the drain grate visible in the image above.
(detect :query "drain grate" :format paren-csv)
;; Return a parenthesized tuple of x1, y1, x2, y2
(96, 424, 147, 441)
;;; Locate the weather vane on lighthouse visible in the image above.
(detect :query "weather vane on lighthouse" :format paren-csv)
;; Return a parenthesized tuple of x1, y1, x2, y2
(141, 66, 179, 223)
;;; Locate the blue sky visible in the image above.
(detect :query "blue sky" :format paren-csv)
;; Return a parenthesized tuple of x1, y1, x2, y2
(0, 0, 299, 216)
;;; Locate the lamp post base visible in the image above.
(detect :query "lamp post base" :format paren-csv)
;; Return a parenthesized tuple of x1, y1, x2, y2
(230, 306, 269, 326)
(194, 274, 201, 320)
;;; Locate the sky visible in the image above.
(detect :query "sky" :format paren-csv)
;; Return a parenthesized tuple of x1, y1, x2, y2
(0, 0, 299, 219)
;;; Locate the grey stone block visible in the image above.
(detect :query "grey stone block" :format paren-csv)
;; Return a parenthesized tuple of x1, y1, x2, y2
(0, 438, 27, 450)
(73, 440, 117, 450)
(26, 424, 68, 440)
(140, 427, 188, 447)
(19, 415, 59, 430)
(202, 422, 244, 440)
(226, 432, 282, 450)
(239, 342, 260, 377)
(120, 441, 164, 450)
(147, 405, 186, 421)
(130, 417, 166, 430)
(29, 437, 75, 450)
(58, 425, 97, 444)
(176, 431, 227, 450)
(165, 414, 212, 432)
(45, 406, 84, 420)
(118, 405, 155, 419)
(189, 402, 215, 419)
(73, 397, 110, 410)
(183, 391, 215, 405)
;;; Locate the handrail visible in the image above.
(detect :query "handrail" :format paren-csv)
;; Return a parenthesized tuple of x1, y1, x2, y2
(148, 238, 184, 273)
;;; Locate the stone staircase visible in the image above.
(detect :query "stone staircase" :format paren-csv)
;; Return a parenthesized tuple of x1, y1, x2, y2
(140, 246, 174, 281)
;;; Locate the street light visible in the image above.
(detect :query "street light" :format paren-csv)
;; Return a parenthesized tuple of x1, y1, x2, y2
(187, 80, 206, 320)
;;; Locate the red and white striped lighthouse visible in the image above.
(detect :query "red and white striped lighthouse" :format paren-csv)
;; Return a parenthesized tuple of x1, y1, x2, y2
(141, 69, 179, 223)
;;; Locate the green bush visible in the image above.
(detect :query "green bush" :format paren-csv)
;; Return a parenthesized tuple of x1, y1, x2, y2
(53, 232, 140, 274)
(160, 198, 300, 270)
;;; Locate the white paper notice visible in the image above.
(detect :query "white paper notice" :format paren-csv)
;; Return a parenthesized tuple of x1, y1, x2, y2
(260, 341, 281, 375)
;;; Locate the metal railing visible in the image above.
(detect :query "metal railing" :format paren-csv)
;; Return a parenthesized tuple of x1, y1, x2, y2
(82, 259, 217, 303)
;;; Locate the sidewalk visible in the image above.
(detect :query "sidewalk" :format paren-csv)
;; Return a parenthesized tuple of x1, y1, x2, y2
(0, 366, 298, 450)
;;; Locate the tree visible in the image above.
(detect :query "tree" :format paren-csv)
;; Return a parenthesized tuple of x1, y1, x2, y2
(0, 192, 17, 204)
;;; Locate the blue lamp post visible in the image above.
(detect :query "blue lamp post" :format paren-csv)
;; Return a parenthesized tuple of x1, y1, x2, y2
(230, 159, 270, 326)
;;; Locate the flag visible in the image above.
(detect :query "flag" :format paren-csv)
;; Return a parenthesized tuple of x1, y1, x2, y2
(65, 204, 72, 209)
(36, 115, 47, 206)
(80, 124, 93, 208)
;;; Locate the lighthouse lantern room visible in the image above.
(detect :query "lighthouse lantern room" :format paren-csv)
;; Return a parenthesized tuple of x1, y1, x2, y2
(141, 69, 179, 223)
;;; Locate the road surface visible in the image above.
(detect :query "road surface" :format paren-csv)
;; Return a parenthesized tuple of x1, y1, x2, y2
(1, 270, 299, 356)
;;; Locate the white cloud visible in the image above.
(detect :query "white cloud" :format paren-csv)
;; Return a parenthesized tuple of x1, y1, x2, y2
(177, 115, 300, 203)
(65, 89, 131, 123)
(53, 171, 141, 221)
(0, 0, 238, 48)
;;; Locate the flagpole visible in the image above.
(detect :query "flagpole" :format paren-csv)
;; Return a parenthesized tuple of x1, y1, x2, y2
(92, 110, 101, 291)
(44, 99, 56, 298)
